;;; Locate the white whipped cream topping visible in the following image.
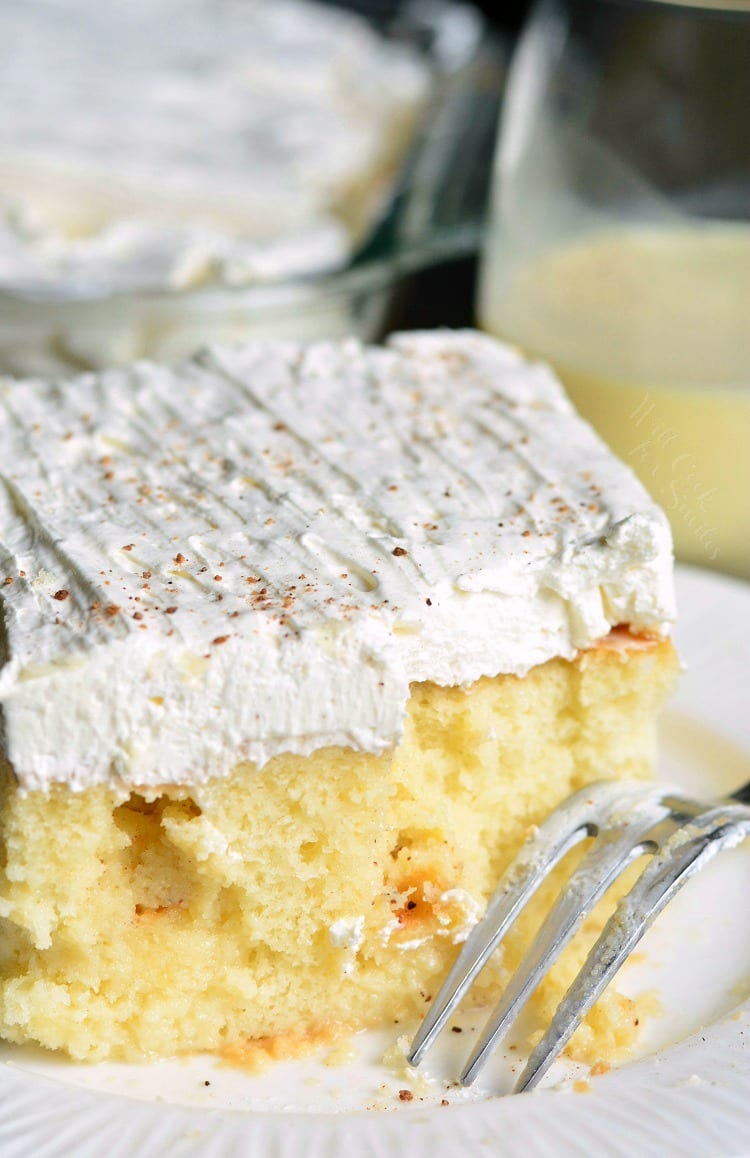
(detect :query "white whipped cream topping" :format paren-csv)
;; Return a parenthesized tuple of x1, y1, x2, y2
(0, 0, 427, 296)
(0, 331, 675, 792)
(379, 887, 483, 950)
(329, 916, 366, 975)
(329, 917, 366, 952)
(435, 888, 483, 944)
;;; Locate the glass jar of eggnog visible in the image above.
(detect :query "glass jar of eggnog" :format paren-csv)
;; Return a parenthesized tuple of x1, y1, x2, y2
(480, 0, 750, 579)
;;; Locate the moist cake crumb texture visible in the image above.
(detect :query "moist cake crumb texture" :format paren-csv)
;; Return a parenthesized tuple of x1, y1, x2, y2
(0, 330, 678, 1065)
(0, 639, 678, 1062)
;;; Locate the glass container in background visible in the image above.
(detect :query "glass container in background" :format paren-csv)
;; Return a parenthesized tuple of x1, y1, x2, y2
(480, 0, 750, 579)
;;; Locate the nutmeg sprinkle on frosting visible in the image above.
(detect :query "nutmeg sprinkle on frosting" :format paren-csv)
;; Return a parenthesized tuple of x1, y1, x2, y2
(0, 331, 673, 792)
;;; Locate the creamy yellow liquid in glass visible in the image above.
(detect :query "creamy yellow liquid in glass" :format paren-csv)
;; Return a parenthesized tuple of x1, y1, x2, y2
(480, 226, 750, 578)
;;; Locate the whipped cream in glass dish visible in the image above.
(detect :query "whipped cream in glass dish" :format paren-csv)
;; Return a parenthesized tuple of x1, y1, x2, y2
(0, 0, 428, 299)
(0, 0, 495, 376)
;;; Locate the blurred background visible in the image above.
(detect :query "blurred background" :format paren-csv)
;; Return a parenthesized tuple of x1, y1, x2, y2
(380, 0, 525, 332)
(478, 1, 528, 27)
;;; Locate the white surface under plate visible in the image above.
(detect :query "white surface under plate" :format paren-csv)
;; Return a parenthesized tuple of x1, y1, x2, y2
(0, 563, 748, 1157)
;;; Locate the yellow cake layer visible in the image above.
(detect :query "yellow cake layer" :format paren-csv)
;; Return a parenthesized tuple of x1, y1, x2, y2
(0, 634, 678, 1063)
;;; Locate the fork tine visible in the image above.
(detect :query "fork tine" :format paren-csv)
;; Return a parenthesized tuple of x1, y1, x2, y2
(459, 796, 670, 1087)
(408, 781, 654, 1067)
(514, 803, 750, 1094)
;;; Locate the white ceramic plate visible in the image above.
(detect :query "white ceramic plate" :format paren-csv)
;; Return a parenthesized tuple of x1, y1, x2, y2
(1, 565, 748, 1157)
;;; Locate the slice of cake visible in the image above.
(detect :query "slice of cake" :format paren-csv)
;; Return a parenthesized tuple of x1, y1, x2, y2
(0, 331, 677, 1064)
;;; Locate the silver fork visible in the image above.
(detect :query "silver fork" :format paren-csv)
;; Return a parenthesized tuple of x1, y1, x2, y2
(407, 777, 750, 1093)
